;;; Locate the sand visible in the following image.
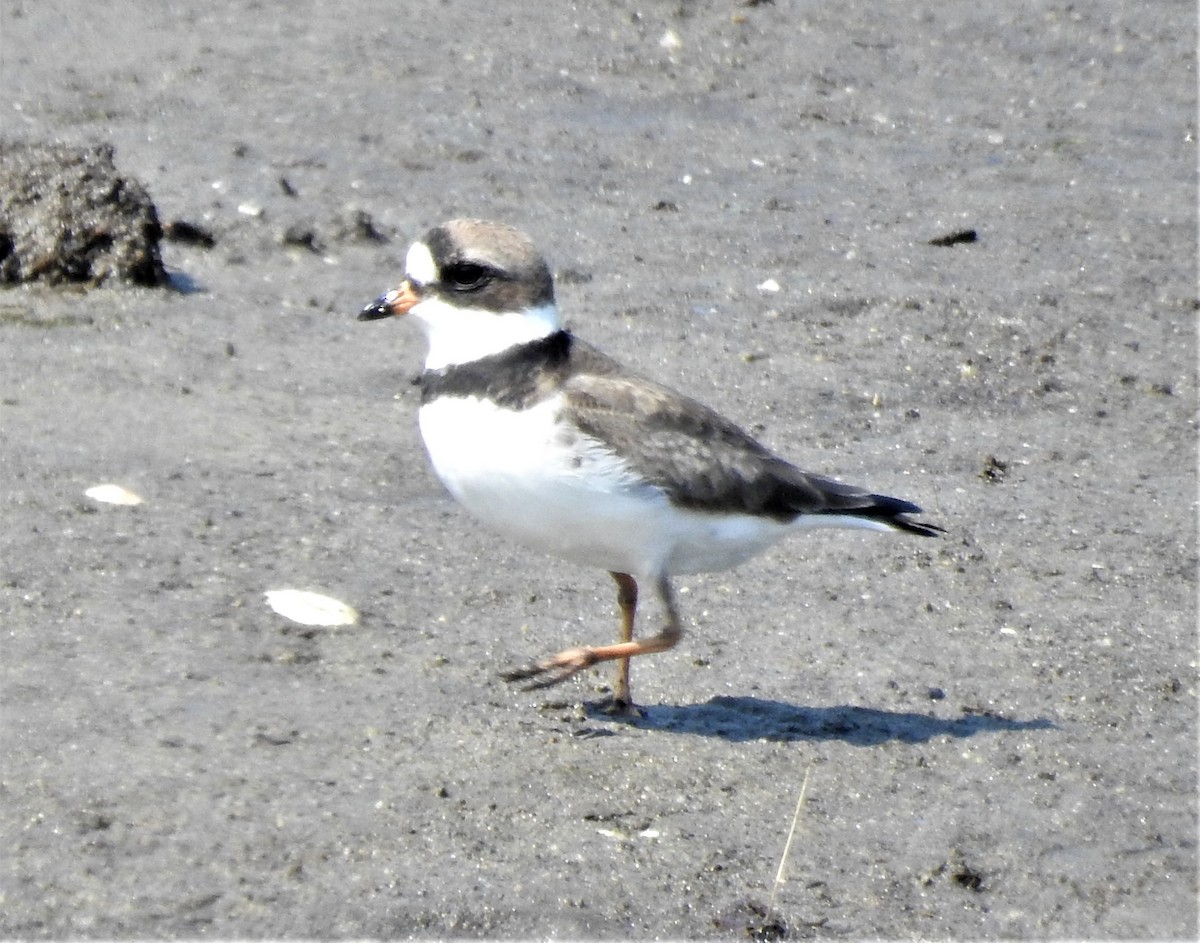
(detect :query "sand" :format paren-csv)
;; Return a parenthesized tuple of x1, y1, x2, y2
(1, 1, 1196, 937)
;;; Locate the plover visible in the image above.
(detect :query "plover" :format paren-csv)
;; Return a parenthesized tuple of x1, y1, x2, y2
(359, 218, 941, 713)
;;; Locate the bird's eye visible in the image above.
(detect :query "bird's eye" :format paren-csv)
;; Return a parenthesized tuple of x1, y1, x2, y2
(442, 261, 493, 292)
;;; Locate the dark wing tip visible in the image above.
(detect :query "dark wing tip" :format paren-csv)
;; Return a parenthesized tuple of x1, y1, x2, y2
(791, 474, 943, 537)
(853, 493, 944, 537)
(888, 515, 945, 538)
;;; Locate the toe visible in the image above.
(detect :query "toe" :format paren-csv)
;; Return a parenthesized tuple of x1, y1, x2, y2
(602, 697, 644, 719)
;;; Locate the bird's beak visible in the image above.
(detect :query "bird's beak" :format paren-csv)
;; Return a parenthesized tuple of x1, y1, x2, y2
(358, 280, 419, 321)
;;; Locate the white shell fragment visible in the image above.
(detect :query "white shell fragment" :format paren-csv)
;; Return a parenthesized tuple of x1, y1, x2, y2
(85, 484, 144, 506)
(265, 589, 359, 627)
(756, 278, 781, 293)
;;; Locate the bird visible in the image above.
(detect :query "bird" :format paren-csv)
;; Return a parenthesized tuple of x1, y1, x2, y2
(358, 218, 942, 714)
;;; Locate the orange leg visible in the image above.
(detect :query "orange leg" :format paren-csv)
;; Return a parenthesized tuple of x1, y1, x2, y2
(609, 572, 638, 710)
(501, 573, 682, 711)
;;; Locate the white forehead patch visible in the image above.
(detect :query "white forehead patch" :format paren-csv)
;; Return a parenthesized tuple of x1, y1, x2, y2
(405, 241, 438, 286)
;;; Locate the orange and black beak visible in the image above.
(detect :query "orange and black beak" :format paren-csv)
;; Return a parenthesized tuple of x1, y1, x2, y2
(358, 280, 420, 321)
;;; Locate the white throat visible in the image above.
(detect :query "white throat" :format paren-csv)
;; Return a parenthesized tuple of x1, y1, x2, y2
(412, 297, 561, 370)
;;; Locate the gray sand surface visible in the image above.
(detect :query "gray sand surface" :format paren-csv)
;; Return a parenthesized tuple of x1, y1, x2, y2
(2, 1, 1196, 938)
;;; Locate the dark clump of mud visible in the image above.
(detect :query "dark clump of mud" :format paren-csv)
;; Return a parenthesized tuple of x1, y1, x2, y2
(0, 141, 167, 287)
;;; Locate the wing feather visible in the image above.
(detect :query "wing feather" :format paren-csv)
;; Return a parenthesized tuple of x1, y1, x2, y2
(563, 341, 941, 536)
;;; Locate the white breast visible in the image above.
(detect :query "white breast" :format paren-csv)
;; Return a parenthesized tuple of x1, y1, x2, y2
(417, 393, 797, 579)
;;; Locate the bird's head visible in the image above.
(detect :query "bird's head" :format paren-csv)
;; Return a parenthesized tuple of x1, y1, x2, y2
(359, 218, 560, 370)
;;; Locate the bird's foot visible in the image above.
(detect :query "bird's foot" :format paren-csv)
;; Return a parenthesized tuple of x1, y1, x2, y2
(500, 646, 598, 691)
(600, 696, 644, 719)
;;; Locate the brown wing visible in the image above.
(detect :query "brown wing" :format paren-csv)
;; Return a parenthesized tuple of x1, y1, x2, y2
(563, 342, 941, 535)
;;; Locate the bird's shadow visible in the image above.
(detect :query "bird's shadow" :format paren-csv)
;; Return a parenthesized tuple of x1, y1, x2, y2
(583, 695, 1056, 744)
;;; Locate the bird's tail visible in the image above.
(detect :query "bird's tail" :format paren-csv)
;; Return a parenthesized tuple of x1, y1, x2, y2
(844, 493, 944, 537)
(800, 472, 944, 537)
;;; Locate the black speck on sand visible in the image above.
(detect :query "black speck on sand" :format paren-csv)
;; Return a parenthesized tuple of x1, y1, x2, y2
(1, 2, 1195, 939)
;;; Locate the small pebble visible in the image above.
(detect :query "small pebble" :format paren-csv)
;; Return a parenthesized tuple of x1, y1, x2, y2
(659, 29, 682, 51)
